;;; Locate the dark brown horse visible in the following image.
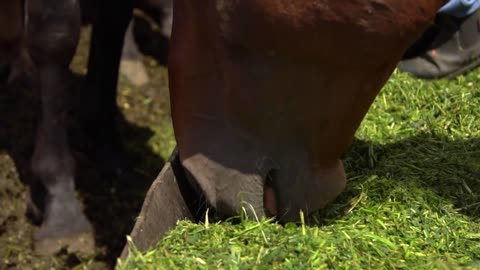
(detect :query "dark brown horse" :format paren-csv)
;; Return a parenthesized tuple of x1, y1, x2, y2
(0, 1, 24, 62)
(0, 0, 133, 256)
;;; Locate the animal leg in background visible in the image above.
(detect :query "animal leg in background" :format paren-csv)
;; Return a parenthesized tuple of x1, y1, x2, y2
(28, 0, 94, 255)
(82, 0, 133, 173)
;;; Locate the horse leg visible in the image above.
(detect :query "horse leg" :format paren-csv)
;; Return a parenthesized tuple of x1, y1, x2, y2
(29, 0, 94, 256)
(82, 0, 133, 174)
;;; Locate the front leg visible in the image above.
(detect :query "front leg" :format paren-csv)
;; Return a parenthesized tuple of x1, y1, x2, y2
(31, 66, 94, 256)
(28, 0, 94, 256)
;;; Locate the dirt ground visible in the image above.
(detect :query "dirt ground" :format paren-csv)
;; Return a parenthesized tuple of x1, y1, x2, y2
(0, 23, 172, 269)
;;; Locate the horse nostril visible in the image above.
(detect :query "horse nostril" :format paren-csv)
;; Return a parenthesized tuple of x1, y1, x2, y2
(263, 170, 277, 217)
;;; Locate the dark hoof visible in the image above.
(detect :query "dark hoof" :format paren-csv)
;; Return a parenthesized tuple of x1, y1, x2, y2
(34, 214, 95, 257)
(34, 231, 95, 257)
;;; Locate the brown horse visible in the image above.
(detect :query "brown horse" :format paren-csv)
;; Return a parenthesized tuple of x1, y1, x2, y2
(169, 0, 448, 221)
(0, 0, 32, 82)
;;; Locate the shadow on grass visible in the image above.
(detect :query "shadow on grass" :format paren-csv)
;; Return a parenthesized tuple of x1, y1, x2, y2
(315, 133, 480, 223)
(0, 73, 165, 268)
(71, 114, 165, 267)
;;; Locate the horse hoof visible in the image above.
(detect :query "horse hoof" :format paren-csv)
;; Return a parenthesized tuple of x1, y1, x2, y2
(34, 231, 95, 257)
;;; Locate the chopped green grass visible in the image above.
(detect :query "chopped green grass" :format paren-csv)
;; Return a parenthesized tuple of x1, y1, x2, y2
(118, 70, 480, 269)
